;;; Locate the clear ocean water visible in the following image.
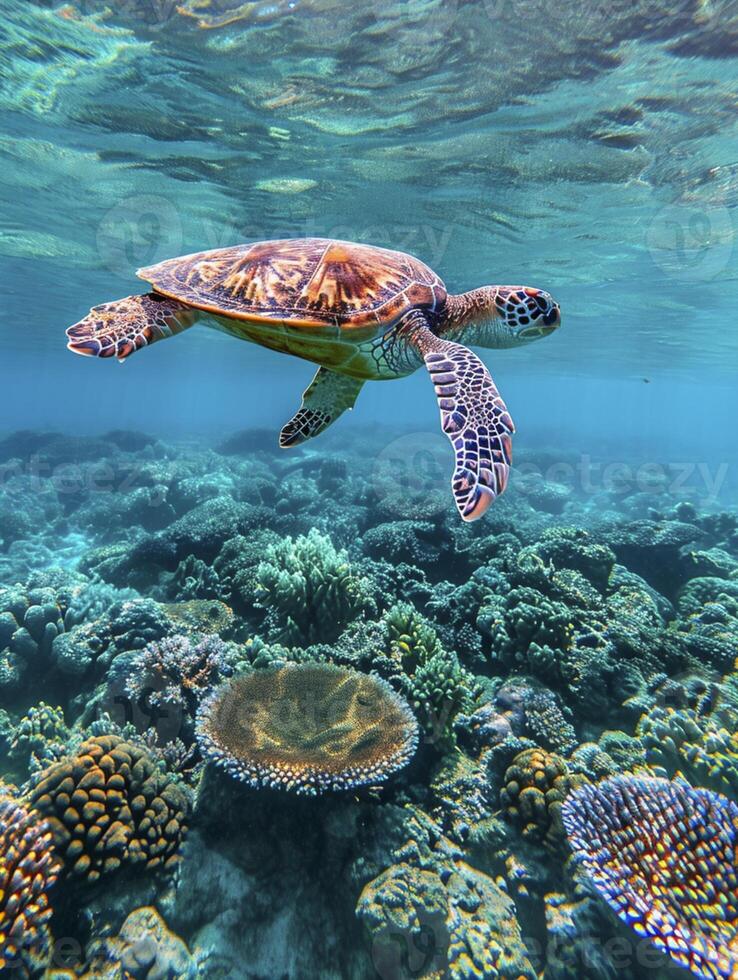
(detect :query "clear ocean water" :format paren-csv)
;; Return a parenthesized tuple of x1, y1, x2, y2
(1, 2, 738, 978)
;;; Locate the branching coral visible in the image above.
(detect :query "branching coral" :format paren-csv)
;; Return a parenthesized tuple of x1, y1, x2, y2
(563, 776, 738, 980)
(125, 633, 238, 714)
(370, 602, 480, 741)
(196, 663, 418, 795)
(26, 734, 191, 882)
(0, 794, 59, 972)
(255, 529, 376, 644)
(8, 702, 69, 774)
(636, 702, 738, 797)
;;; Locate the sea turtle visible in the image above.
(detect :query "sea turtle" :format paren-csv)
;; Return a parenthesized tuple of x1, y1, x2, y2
(66, 238, 561, 520)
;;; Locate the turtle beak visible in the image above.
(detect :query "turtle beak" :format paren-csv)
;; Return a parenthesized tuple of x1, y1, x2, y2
(519, 300, 561, 339)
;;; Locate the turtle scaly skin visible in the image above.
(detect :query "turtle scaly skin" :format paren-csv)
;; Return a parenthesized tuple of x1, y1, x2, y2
(66, 238, 560, 520)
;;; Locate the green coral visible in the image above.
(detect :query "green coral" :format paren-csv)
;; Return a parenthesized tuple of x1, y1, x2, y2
(8, 702, 69, 775)
(635, 702, 738, 796)
(384, 601, 443, 669)
(254, 529, 376, 645)
(356, 807, 536, 980)
(382, 604, 479, 742)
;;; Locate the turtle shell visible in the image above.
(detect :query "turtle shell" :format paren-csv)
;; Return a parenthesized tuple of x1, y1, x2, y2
(138, 238, 446, 331)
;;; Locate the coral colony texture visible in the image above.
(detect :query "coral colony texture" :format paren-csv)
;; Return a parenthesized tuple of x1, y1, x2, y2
(1, 426, 738, 976)
(0, 795, 59, 972)
(196, 663, 419, 794)
(563, 777, 738, 980)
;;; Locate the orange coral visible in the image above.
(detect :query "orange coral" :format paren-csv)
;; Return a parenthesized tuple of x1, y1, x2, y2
(0, 795, 59, 971)
(26, 735, 190, 883)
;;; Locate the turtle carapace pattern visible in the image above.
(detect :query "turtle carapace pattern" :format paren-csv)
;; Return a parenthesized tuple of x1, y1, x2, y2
(66, 238, 561, 521)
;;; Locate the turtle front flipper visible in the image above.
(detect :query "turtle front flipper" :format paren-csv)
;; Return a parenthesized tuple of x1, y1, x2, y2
(408, 319, 514, 521)
(66, 293, 199, 363)
(280, 367, 364, 448)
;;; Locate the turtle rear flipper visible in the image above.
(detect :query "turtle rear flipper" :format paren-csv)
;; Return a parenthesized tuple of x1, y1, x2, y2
(407, 315, 515, 521)
(280, 367, 364, 448)
(66, 292, 199, 362)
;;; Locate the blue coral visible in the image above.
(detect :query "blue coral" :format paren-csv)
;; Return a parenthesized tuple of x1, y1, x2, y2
(563, 775, 738, 979)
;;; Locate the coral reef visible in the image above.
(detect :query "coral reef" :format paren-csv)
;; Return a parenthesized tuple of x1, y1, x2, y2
(197, 663, 418, 794)
(500, 747, 584, 853)
(0, 794, 59, 972)
(255, 528, 376, 644)
(1, 426, 737, 974)
(26, 734, 191, 882)
(563, 776, 738, 979)
(357, 807, 536, 979)
(125, 634, 238, 713)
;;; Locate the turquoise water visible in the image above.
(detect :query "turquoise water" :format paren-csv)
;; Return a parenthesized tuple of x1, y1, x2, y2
(1, 2, 738, 978)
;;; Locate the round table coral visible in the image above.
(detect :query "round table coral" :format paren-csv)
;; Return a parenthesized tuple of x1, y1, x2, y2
(563, 776, 738, 979)
(196, 663, 419, 795)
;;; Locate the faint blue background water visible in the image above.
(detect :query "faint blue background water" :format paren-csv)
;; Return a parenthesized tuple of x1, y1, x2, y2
(2, 0, 737, 488)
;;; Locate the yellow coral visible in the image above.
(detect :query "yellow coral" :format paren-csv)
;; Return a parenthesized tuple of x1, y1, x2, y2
(500, 747, 585, 852)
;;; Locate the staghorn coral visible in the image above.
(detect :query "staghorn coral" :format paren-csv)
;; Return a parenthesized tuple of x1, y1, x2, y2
(500, 747, 585, 853)
(125, 633, 238, 714)
(255, 528, 376, 644)
(357, 807, 535, 979)
(563, 776, 738, 980)
(0, 794, 59, 972)
(196, 663, 418, 795)
(26, 734, 191, 882)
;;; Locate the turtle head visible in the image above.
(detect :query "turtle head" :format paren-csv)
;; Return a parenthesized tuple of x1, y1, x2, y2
(449, 286, 561, 348)
(489, 286, 561, 346)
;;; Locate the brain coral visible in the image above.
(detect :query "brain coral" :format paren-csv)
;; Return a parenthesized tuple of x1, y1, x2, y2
(196, 663, 418, 795)
(0, 795, 59, 971)
(563, 775, 738, 979)
(26, 734, 190, 882)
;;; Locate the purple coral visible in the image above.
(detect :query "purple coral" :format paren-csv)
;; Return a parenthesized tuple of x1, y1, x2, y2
(125, 633, 236, 712)
(562, 776, 738, 979)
